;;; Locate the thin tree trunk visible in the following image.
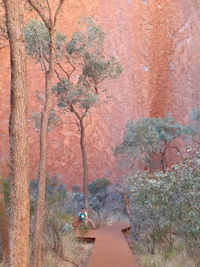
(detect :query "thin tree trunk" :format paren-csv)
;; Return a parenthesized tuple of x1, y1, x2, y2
(31, 28, 56, 267)
(3, 0, 30, 266)
(0, 179, 9, 265)
(80, 118, 89, 214)
(121, 192, 139, 240)
(26, 1, 65, 266)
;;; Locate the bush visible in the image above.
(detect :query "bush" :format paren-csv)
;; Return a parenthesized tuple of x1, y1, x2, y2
(122, 150, 200, 260)
(29, 176, 77, 260)
(88, 178, 110, 213)
(88, 178, 110, 195)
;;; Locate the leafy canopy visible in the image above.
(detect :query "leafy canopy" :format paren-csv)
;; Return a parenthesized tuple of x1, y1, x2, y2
(52, 17, 122, 115)
(24, 17, 122, 116)
(115, 114, 193, 157)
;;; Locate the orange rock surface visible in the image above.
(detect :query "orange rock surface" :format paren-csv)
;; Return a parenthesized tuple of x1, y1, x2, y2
(1, 0, 200, 186)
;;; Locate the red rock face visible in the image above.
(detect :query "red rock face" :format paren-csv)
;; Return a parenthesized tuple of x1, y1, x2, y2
(1, 0, 200, 186)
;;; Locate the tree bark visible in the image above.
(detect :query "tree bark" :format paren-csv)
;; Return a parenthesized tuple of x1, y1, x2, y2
(3, 0, 30, 266)
(31, 28, 56, 267)
(0, 179, 9, 265)
(80, 118, 90, 214)
(121, 192, 139, 240)
(27, 1, 65, 266)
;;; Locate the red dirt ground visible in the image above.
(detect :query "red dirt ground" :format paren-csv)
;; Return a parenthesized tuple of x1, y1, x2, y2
(83, 222, 138, 267)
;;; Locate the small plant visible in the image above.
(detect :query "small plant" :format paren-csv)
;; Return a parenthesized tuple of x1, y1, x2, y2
(79, 222, 90, 236)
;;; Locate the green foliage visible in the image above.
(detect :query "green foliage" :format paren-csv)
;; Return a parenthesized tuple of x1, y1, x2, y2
(24, 19, 66, 66)
(78, 221, 89, 236)
(122, 150, 200, 259)
(88, 178, 110, 213)
(29, 176, 76, 257)
(88, 178, 110, 195)
(24, 19, 49, 63)
(190, 109, 200, 122)
(29, 175, 68, 217)
(1, 178, 9, 205)
(52, 77, 97, 111)
(24, 16, 122, 125)
(52, 17, 122, 116)
(66, 17, 105, 56)
(115, 114, 193, 170)
(32, 109, 60, 131)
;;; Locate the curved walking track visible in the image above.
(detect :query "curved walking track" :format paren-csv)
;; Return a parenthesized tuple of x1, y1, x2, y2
(83, 222, 138, 267)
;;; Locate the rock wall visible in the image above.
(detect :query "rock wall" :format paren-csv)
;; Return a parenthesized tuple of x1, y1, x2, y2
(0, 0, 200, 186)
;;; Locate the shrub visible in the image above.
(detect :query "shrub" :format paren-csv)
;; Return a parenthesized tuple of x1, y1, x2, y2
(122, 150, 200, 260)
(88, 178, 110, 195)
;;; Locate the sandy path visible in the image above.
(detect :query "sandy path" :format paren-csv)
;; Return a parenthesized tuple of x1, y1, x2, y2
(83, 222, 138, 267)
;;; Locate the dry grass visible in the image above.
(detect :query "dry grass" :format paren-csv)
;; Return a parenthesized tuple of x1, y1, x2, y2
(42, 233, 93, 267)
(138, 249, 196, 267)
(102, 212, 129, 225)
(125, 232, 198, 267)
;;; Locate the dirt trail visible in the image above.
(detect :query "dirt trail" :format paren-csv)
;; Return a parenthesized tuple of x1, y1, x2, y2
(83, 222, 138, 267)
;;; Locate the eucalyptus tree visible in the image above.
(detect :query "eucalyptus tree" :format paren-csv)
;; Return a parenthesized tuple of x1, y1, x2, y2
(3, 0, 29, 266)
(25, 17, 121, 215)
(52, 18, 122, 213)
(115, 115, 193, 172)
(24, 1, 65, 266)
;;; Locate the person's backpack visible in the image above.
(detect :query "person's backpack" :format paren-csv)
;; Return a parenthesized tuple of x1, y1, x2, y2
(79, 212, 86, 221)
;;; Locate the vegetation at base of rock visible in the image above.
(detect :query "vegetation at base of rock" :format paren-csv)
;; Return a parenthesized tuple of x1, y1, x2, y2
(132, 238, 197, 267)
(88, 178, 110, 195)
(121, 149, 200, 264)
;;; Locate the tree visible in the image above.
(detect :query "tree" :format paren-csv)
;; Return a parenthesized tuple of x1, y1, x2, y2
(3, 0, 29, 266)
(24, 17, 122, 214)
(115, 114, 193, 172)
(52, 18, 122, 214)
(25, 1, 65, 266)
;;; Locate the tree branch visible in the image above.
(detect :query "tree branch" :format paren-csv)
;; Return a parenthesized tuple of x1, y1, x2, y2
(69, 104, 81, 121)
(82, 108, 89, 119)
(65, 55, 76, 80)
(69, 112, 81, 132)
(45, 0, 51, 20)
(54, 0, 65, 26)
(54, 68, 62, 81)
(33, 27, 47, 71)
(55, 59, 70, 79)
(26, 0, 51, 29)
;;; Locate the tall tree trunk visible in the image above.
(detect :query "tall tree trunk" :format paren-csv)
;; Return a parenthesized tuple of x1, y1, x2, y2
(26, 1, 65, 265)
(0, 179, 9, 265)
(3, 0, 30, 266)
(31, 28, 55, 267)
(80, 118, 89, 214)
